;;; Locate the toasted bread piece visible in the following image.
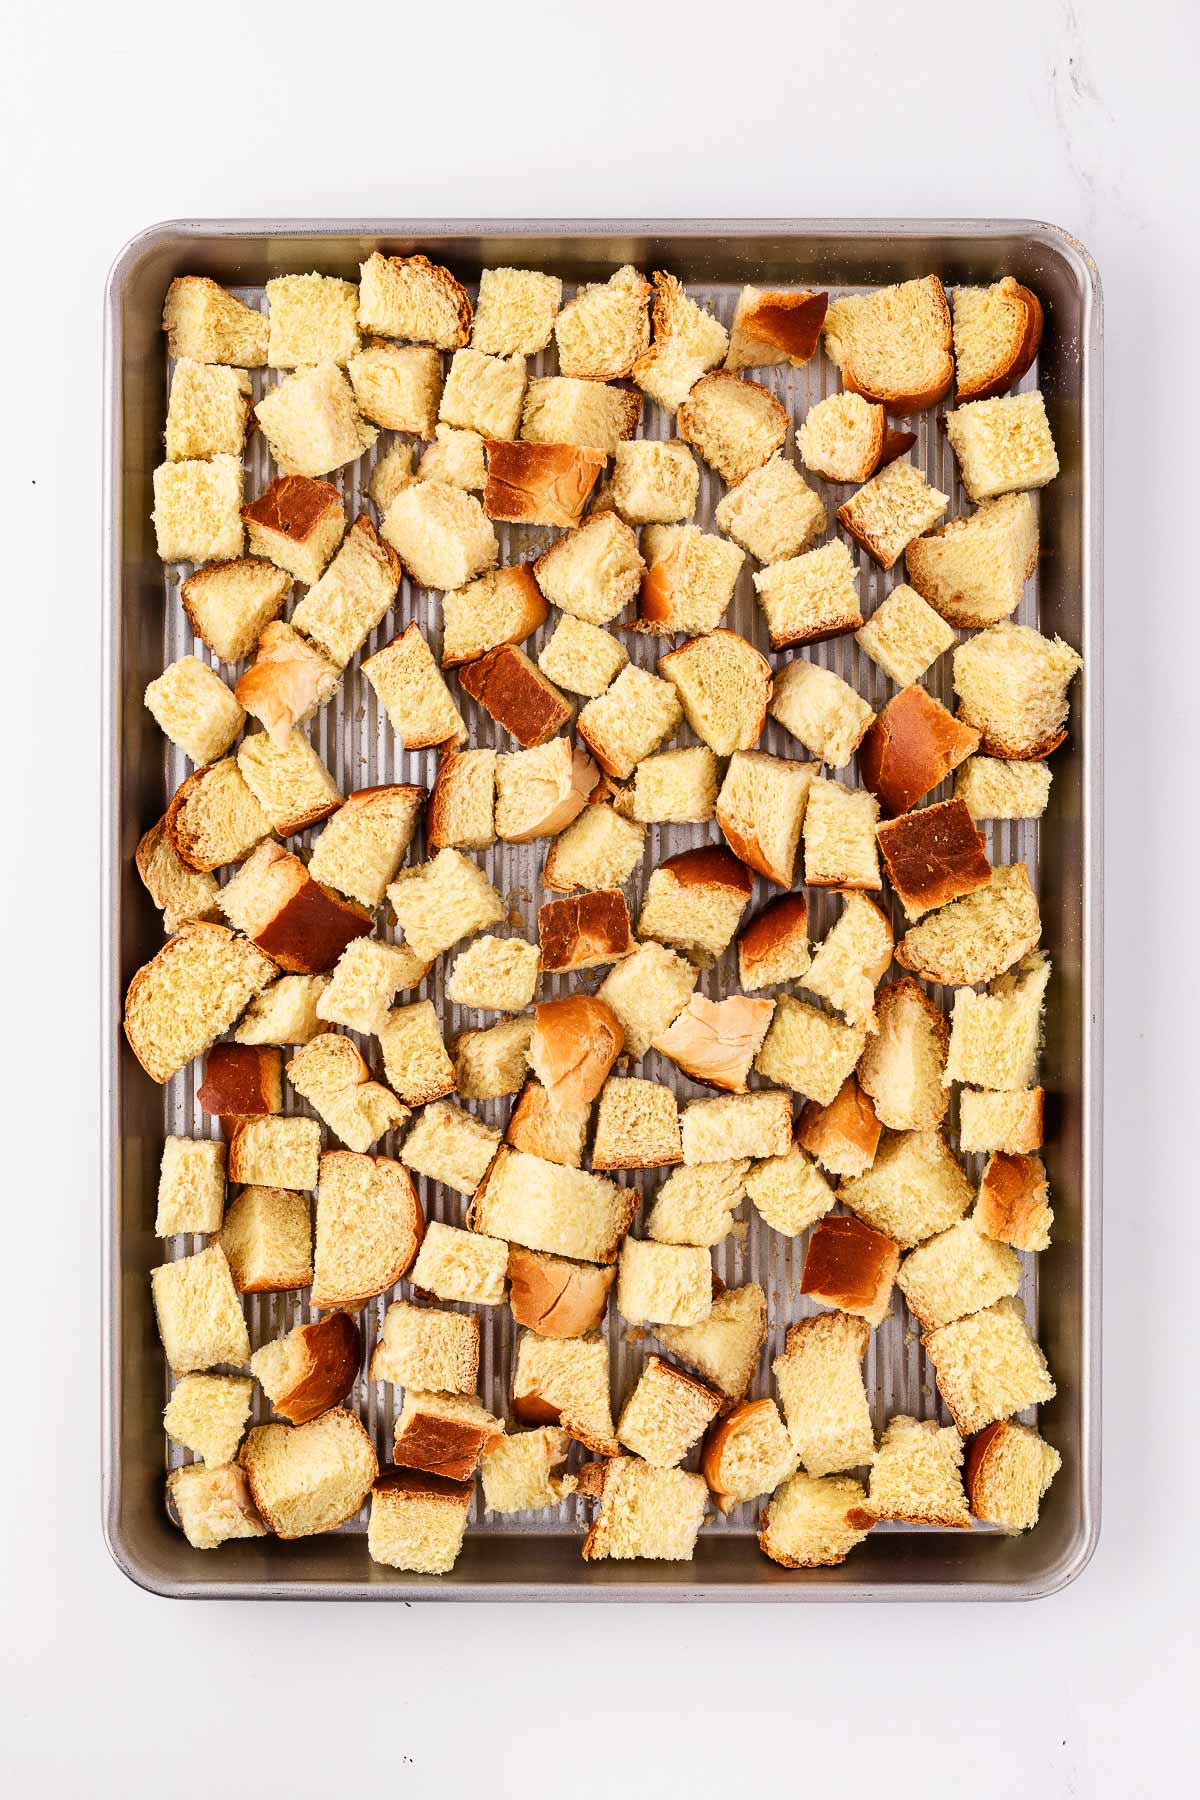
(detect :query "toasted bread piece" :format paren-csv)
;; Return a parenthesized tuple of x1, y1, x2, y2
(286, 1033, 407, 1153)
(677, 371, 789, 485)
(922, 1297, 1055, 1435)
(452, 1014, 533, 1100)
(797, 391, 914, 484)
(215, 1184, 312, 1292)
(265, 273, 359, 367)
(440, 348, 527, 439)
(388, 848, 505, 961)
(537, 615, 628, 700)
(219, 841, 371, 973)
(848, 1415, 971, 1528)
(400, 1100, 501, 1197)
(659, 629, 772, 757)
(136, 815, 221, 935)
(737, 893, 811, 992)
(895, 863, 1041, 986)
(714, 453, 826, 565)
(458, 643, 573, 747)
(512, 1330, 618, 1452)
(596, 940, 699, 1061)
(165, 358, 252, 462)
(347, 342, 442, 434)
(945, 950, 1050, 1092)
(702, 1397, 799, 1514)
(644, 1159, 750, 1248)
(254, 361, 376, 478)
(716, 749, 815, 887)
(965, 1420, 1061, 1531)
(370, 443, 417, 510)
(822, 275, 954, 412)
(447, 934, 540, 1012)
(637, 523, 745, 635)
(367, 1469, 472, 1572)
(801, 894, 893, 1030)
(506, 1079, 591, 1168)
(240, 1408, 377, 1538)
(362, 623, 467, 750)
(577, 664, 682, 778)
(952, 278, 1044, 402)
(753, 996, 868, 1105)
(151, 1244, 250, 1375)
(802, 777, 881, 890)
(196, 1042, 281, 1121)
(555, 265, 651, 380)
(617, 1356, 721, 1467)
(227, 1116, 321, 1190)
(654, 1282, 766, 1404)
(680, 1090, 792, 1165)
(311, 1150, 424, 1308)
(725, 286, 828, 371)
(652, 994, 775, 1094)
(580, 1457, 708, 1561)
(236, 623, 340, 754)
(637, 843, 753, 966)
(838, 1127, 972, 1249)
(955, 755, 1053, 820)
(521, 375, 641, 451)
(759, 1470, 870, 1567)
(860, 686, 981, 817)
(744, 1141, 836, 1236)
(481, 1425, 576, 1514)
(470, 1148, 636, 1265)
(427, 747, 496, 851)
(377, 1000, 456, 1106)
(123, 922, 276, 1084)
(528, 994, 624, 1110)
(234, 730, 342, 837)
(537, 887, 635, 971)
(953, 621, 1083, 759)
(179, 557, 292, 665)
(507, 1246, 614, 1338)
(168, 1463, 266, 1550)
(250, 1311, 361, 1425)
(905, 492, 1038, 628)
(242, 475, 346, 586)
(610, 439, 699, 525)
(626, 745, 718, 823)
(381, 480, 498, 591)
(495, 735, 598, 848)
(857, 978, 949, 1130)
(533, 512, 645, 626)
(976, 1151, 1053, 1252)
(753, 539, 863, 651)
(770, 660, 875, 769)
(152, 455, 244, 563)
(472, 266, 562, 354)
(357, 251, 472, 348)
(631, 271, 728, 409)
(958, 1087, 1044, 1154)
(163, 1372, 253, 1468)
(163, 275, 268, 366)
(307, 784, 423, 909)
(483, 440, 605, 528)
(876, 797, 992, 922)
(370, 1300, 480, 1393)
(316, 938, 429, 1034)
(795, 1075, 881, 1179)
(543, 801, 645, 892)
(441, 564, 547, 668)
(592, 1077, 683, 1171)
(855, 583, 955, 688)
(837, 459, 949, 571)
(944, 390, 1059, 501)
(772, 1312, 873, 1476)
(896, 1216, 1021, 1331)
(155, 1136, 226, 1236)
(289, 513, 402, 668)
(409, 1220, 509, 1306)
(416, 424, 487, 490)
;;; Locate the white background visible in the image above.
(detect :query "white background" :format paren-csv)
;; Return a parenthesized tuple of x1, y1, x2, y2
(0, 0, 1194, 1792)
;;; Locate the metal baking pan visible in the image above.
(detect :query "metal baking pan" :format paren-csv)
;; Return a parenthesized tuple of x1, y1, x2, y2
(102, 219, 1102, 1600)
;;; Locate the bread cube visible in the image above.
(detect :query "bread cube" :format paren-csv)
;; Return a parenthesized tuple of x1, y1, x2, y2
(452, 1015, 533, 1100)
(680, 1090, 792, 1166)
(953, 620, 1083, 759)
(447, 934, 540, 1012)
(290, 513, 402, 669)
(368, 1471, 472, 1573)
(234, 622, 339, 750)
(923, 1298, 1055, 1435)
(610, 439, 699, 524)
(796, 1075, 882, 1179)
(654, 1281, 766, 1405)
(249, 1312, 361, 1425)
(753, 539, 863, 650)
(581, 1457, 708, 1562)
(362, 623, 467, 750)
(895, 863, 1041, 987)
(387, 848, 505, 961)
(744, 1143, 834, 1237)
(236, 729, 341, 836)
(637, 843, 752, 965)
(168, 1463, 266, 1550)
(652, 993, 774, 1094)
(800, 893, 893, 1030)
(439, 349, 527, 439)
(851, 1415, 971, 1528)
(264, 272, 358, 367)
(905, 491, 1038, 628)
(470, 1146, 636, 1265)
(135, 815, 221, 935)
(838, 1126, 972, 1251)
(233, 975, 329, 1047)
(512, 1330, 617, 1453)
(537, 616, 627, 698)
(796, 390, 908, 484)
(616, 1238, 712, 1327)
(151, 1244, 250, 1375)
(417, 424, 488, 490)
(399, 1100, 501, 1196)
(409, 1220, 508, 1306)
(855, 582, 955, 687)
(215, 1184, 313, 1292)
(312, 1150, 424, 1308)
(442, 565, 547, 668)
(534, 513, 645, 625)
(976, 1152, 1053, 1253)
(714, 453, 826, 564)
(773, 1312, 873, 1476)
(521, 375, 640, 452)
(506, 1246, 613, 1337)
(966, 1420, 1061, 1532)
(369, 444, 416, 512)
(357, 251, 472, 348)
(955, 755, 1053, 820)
(627, 746, 717, 824)
(370, 1300, 480, 1393)
(527, 994, 623, 1111)
(677, 370, 789, 485)
(945, 952, 1049, 1091)
(122, 921, 276, 1084)
(347, 342, 442, 432)
(381, 479, 498, 591)
(753, 995, 867, 1106)
(240, 1408, 378, 1537)
(596, 940, 698, 1061)
(638, 523, 745, 635)
(481, 1427, 575, 1514)
(473, 265, 562, 354)
(944, 390, 1059, 501)
(505, 1082, 591, 1169)
(822, 274, 954, 413)
(802, 777, 881, 890)
(153, 455, 244, 562)
(307, 783, 424, 909)
(959, 1087, 1044, 1154)
(180, 558, 292, 664)
(458, 644, 573, 748)
(769, 660, 875, 768)
(644, 1160, 750, 1248)
(165, 358, 252, 462)
(896, 1217, 1021, 1331)
(857, 978, 949, 1130)
(241, 475, 346, 586)
(428, 747, 497, 851)
(484, 441, 606, 529)
(287, 1033, 408, 1154)
(578, 665, 682, 779)
(617, 1355, 721, 1467)
(702, 1397, 799, 1515)
(725, 284, 827, 372)
(156, 1136, 226, 1236)
(555, 265, 651, 379)
(163, 275, 268, 366)
(737, 893, 811, 992)
(592, 1077, 683, 1170)
(377, 1000, 456, 1106)
(316, 939, 427, 1035)
(632, 272, 728, 411)
(837, 458, 949, 570)
(218, 842, 371, 976)
(715, 748, 815, 887)
(254, 361, 377, 477)
(163, 1372, 254, 1466)
(860, 686, 982, 818)
(228, 1116, 321, 1190)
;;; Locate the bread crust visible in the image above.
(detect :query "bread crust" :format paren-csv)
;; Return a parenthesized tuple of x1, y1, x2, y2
(458, 643, 573, 747)
(441, 565, 547, 668)
(537, 889, 635, 971)
(372, 1465, 473, 1507)
(859, 685, 982, 816)
(507, 1245, 615, 1338)
(359, 252, 473, 348)
(197, 1043, 282, 1119)
(797, 1076, 881, 1173)
(658, 629, 773, 755)
(267, 1311, 362, 1424)
(737, 893, 809, 987)
(976, 1152, 1051, 1251)
(656, 842, 754, 899)
(800, 1214, 900, 1324)
(242, 475, 343, 546)
(876, 797, 992, 916)
(392, 1403, 503, 1483)
(528, 994, 624, 1108)
(954, 281, 1044, 404)
(957, 710, 1068, 762)
(701, 1396, 781, 1513)
(483, 441, 605, 528)
(236, 847, 374, 973)
(728, 290, 828, 367)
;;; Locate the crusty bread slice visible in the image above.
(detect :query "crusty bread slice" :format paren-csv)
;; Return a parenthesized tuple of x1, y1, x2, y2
(838, 1127, 972, 1249)
(860, 685, 982, 818)
(123, 922, 276, 1084)
(716, 750, 816, 887)
(459, 645, 573, 749)
(250, 1311, 361, 1425)
(370, 1300, 480, 1393)
(652, 994, 775, 1094)
(512, 1329, 617, 1452)
(922, 1297, 1055, 1435)
(896, 863, 1041, 987)
(725, 286, 828, 371)
(659, 629, 772, 757)
(196, 1042, 281, 1122)
(822, 275, 954, 412)
(847, 1415, 971, 1529)
(163, 1373, 253, 1468)
(951, 278, 1044, 402)
(240, 1407, 378, 1538)
(596, 939, 698, 1060)
(758, 1470, 870, 1568)
(796, 391, 914, 484)
(530, 995, 632, 1118)
(311, 1150, 424, 1308)
(367, 1469, 472, 1573)
(965, 1420, 1061, 1531)
(677, 371, 789, 485)
(953, 621, 1083, 759)
(857, 979, 949, 1130)
(357, 251, 472, 348)
(772, 1312, 873, 1476)
(580, 1456, 708, 1561)
(896, 1215, 1021, 1332)
(654, 1281, 766, 1404)
(163, 275, 268, 365)
(905, 493, 1038, 629)
(631, 272, 728, 410)
(617, 1356, 721, 1468)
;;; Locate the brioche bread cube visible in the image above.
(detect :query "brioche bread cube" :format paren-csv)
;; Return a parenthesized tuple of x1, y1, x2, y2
(838, 1127, 972, 1249)
(737, 893, 811, 992)
(242, 475, 346, 586)
(362, 623, 467, 751)
(637, 843, 753, 965)
(850, 1415, 971, 1528)
(659, 629, 772, 757)
(219, 842, 372, 974)
(744, 1143, 834, 1237)
(628, 746, 718, 823)
(896, 1216, 1021, 1331)
(215, 1184, 312, 1292)
(801, 777, 881, 890)
(234, 623, 339, 751)
(400, 1100, 501, 1196)
(453, 1014, 532, 1100)
(240, 1407, 378, 1537)
(702, 1397, 799, 1514)
(631, 272, 728, 411)
(381, 480, 498, 591)
(837, 458, 949, 571)
(473, 266, 562, 354)
(534, 512, 645, 625)
(905, 492, 1038, 629)
(370, 1300, 480, 1393)
(156, 1136, 226, 1236)
(521, 375, 640, 452)
(165, 358, 252, 462)
(611, 439, 699, 525)
(758, 1469, 870, 1567)
(458, 643, 573, 748)
(484, 440, 606, 528)
(289, 514, 402, 669)
(287, 1033, 408, 1153)
(307, 785, 423, 912)
(966, 1420, 1061, 1532)
(716, 749, 815, 887)
(507, 1247, 614, 1338)
(617, 1356, 721, 1467)
(512, 1329, 617, 1453)
(959, 1087, 1044, 1154)
(655, 1281, 766, 1404)
(163, 275, 268, 366)
(442, 564, 547, 668)
(506, 1081, 591, 1169)
(228, 1116, 321, 1190)
(368, 1470, 472, 1573)
(638, 522, 746, 635)
(358, 251, 472, 348)
(195, 1041, 281, 1123)
(428, 748, 497, 851)
(796, 1076, 882, 1179)
(168, 1463, 266, 1550)
(311, 1149, 423, 1307)
(855, 583, 955, 688)
(235, 730, 342, 836)
(529, 993, 625, 1112)
(945, 951, 1049, 1091)
(438, 348, 526, 440)
(976, 1152, 1053, 1253)
(377, 1000, 456, 1106)
(859, 685, 982, 818)
(645, 1160, 750, 1248)
(753, 995, 867, 1106)
(348, 343, 442, 434)
(725, 285, 827, 372)
(945, 390, 1059, 501)
(652, 994, 774, 1094)
(923, 1297, 1055, 1435)
(153, 455, 244, 562)
(152, 1244, 250, 1375)
(876, 798, 991, 924)
(265, 273, 358, 367)
(555, 265, 651, 379)
(753, 539, 862, 651)
(369, 443, 416, 512)
(410, 1220, 508, 1306)
(856, 978, 948, 1130)
(577, 663, 682, 779)
(537, 887, 636, 972)
(952, 277, 1044, 402)
(250, 1311, 361, 1426)
(255, 361, 376, 477)
(796, 390, 913, 484)
(770, 661, 875, 769)
(417, 424, 487, 490)
(800, 893, 893, 1030)
(596, 940, 698, 1061)
(179, 558, 291, 666)
(714, 453, 826, 565)
(773, 1312, 873, 1476)
(447, 934, 540, 1012)
(497, 735, 593, 845)
(136, 815, 221, 935)
(581, 1456, 708, 1561)
(955, 755, 1052, 820)
(481, 1426, 575, 1514)
(163, 1372, 253, 1467)
(592, 1077, 683, 1171)
(677, 370, 788, 485)
(896, 863, 1041, 987)
(801, 1215, 899, 1326)
(543, 802, 645, 893)
(681, 1090, 792, 1166)
(218, 984, 322, 1063)
(822, 275, 953, 413)
(953, 621, 1082, 759)
(470, 1147, 636, 1265)
(122, 921, 276, 1084)
(537, 616, 627, 700)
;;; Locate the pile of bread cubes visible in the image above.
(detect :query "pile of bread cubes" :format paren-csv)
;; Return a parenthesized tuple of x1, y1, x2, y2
(128, 253, 1079, 1576)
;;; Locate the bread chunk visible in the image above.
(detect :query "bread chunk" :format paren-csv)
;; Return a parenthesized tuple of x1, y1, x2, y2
(311, 1150, 424, 1308)
(617, 1356, 721, 1467)
(123, 921, 276, 1083)
(537, 615, 627, 699)
(528, 995, 624, 1112)
(922, 1298, 1055, 1435)
(945, 951, 1049, 1091)
(400, 1101, 501, 1196)
(410, 1220, 508, 1306)
(906, 492, 1038, 629)
(534, 513, 645, 625)
(165, 358, 252, 461)
(627, 746, 718, 823)
(235, 730, 342, 836)
(440, 348, 527, 439)
(234, 974, 330, 1045)
(388, 848, 505, 960)
(951, 278, 1044, 402)
(289, 514, 402, 668)
(725, 286, 827, 371)
(631, 272, 728, 410)
(965, 1420, 1060, 1531)
(240, 1408, 377, 1538)
(512, 1330, 617, 1452)
(506, 1247, 614, 1338)
(381, 480, 498, 591)
(348, 342, 442, 433)
(958, 1087, 1044, 1154)
(857, 979, 949, 1129)
(678, 371, 789, 485)
(849, 1415, 971, 1528)
(770, 660, 874, 768)
(473, 266, 562, 355)
(896, 1216, 1021, 1331)
(481, 1426, 576, 1514)
(800, 894, 893, 1030)
(822, 275, 953, 412)
(976, 1152, 1053, 1253)
(610, 439, 699, 524)
(855, 583, 955, 687)
(447, 934, 540, 1012)
(180, 558, 292, 665)
(860, 685, 981, 817)
(753, 539, 863, 650)
(442, 564, 547, 667)
(896, 863, 1041, 986)
(151, 1244, 250, 1375)
(370, 1300, 480, 1393)
(944, 390, 1059, 501)
(156, 1136, 226, 1236)
(357, 252, 472, 348)
(577, 664, 682, 778)
(168, 1463, 266, 1551)
(744, 1143, 835, 1237)
(680, 1091, 792, 1165)
(654, 1282, 766, 1404)
(370, 443, 416, 510)
(163, 1373, 253, 1467)
(653, 994, 775, 1094)
(362, 623, 467, 750)
(772, 1313, 873, 1476)
(596, 940, 698, 1060)
(537, 888, 635, 971)
(377, 1000, 456, 1105)
(416, 424, 487, 490)
(227, 1116, 321, 1190)
(702, 1397, 799, 1514)
(250, 1311, 361, 1424)
(368, 1470, 471, 1573)
(637, 844, 752, 965)
(592, 1076, 683, 1170)
(795, 1075, 881, 1179)
(737, 894, 811, 991)
(458, 643, 573, 747)
(555, 265, 651, 379)
(581, 1457, 708, 1562)
(953, 621, 1082, 759)
(837, 458, 949, 570)
(287, 1033, 407, 1153)
(716, 749, 815, 887)
(801, 1214, 899, 1325)
(153, 454, 244, 562)
(543, 802, 645, 892)
(452, 1015, 533, 1100)
(163, 276, 268, 366)
(219, 841, 372, 973)
(797, 390, 913, 484)
(234, 622, 339, 751)
(196, 1042, 282, 1121)
(428, 747, 497, 851)
(307, 784, 423, 909)
(659, 629, 772, 756)
(265, 272, 358, 367)
(242, 475, 346, 586)
(521, 375, 640, 451)
(838, 1127, 972, 1249)
(470, 1148, 636, 1265)
(759, 1470, 870, 1568)
(484, 440, 605, 529)
(506, 1081, 591, 1169)
(496, 738, 593, 848)
(876, 797, 992, 923)
(215, 1184, 312, 1292)
(955, 755, 1052, 821)
(637, 523, 745, 634)
(645, 1159, 750, 1248)
(753, 995, 868, 1106)
(254, 361, 376, 477)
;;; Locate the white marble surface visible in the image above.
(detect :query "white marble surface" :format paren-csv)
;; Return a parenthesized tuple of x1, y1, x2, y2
(0, 0, 1195, 1791)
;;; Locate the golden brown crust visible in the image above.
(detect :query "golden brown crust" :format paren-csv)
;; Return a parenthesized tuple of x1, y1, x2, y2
(876, 797, 992, 916)
(638, 534, 692, 626)
(507, 1245, 615, 1337)
(528, 994, 625, 1108)
(537, 889, 635, 972)
(457, 643, 573, 747)
(955, 282, 1044, 404)
(800, 1215, 899, 1322)
(859, 686, 982, 816)
(392, 1404, 502, 1483)
(197, 1043, 282, 1118)
(976, 1152, 1051, 1251)
(877, 426, 918, 471)
(483, 441, 605, 528)
(440, 565, 547, 668)
(243, 857, 374, 974)
(732, 290, 829, 366)
(959, 710, 1068, 762)
(122, 923, 277, 1083)
(701, 1396, 779, 1513)
(163, 763, 269, 874)
(656, 842, 755, 898)
(242, 475, 343, 543)
(269, 1312, 362, 1425)
(797, 1076, 881, 1171)
(737, 893, 809, 986)
(505, 1079, 584, 1166)
(235, 623, 340, 749)
(372, 1465, 473, 1507)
